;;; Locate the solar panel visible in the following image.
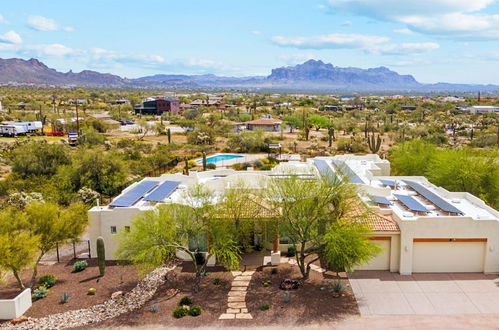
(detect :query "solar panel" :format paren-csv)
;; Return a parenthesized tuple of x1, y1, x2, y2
(403, 180, 463, 215)
(313, 159, 337, 181)
(330, 159, 365, 184)
(143, 181, 180, 202)
(380, 179, 397, 187)
(370, 195, 392, 205)
(110, 180, 159, 207)
(394, 194, 430, 213)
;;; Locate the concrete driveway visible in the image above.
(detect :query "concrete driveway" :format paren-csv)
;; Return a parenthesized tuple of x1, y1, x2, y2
(349, 271, 499, 315)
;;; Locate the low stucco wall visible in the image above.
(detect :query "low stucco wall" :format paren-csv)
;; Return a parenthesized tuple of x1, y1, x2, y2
(0, 288, 32, 320)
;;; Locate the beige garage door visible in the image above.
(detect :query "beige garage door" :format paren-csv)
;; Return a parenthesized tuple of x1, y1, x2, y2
(413, 240, 486, 273)
(355, 238, 391, 271)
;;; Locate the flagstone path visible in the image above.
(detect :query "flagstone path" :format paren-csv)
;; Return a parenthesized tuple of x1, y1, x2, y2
(218, 271, 254, 320)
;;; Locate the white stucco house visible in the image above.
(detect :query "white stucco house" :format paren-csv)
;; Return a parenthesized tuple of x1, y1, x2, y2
(88, 154, 499, 275)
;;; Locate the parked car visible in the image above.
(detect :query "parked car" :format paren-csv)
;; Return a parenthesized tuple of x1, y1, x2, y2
(46, 131, 66, 136)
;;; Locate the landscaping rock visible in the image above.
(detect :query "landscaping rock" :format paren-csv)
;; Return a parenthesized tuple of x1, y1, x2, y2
(1, 266, 176, 330)
(279, 279, 301, 290)
(111, 291, 123, 299)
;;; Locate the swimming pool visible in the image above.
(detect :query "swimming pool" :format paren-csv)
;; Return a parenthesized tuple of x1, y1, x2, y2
(202, 154, 244, 163)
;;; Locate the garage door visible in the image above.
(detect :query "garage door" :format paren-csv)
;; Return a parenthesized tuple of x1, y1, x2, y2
(355, 238, 391, 270)
(413, 239, 486, 273)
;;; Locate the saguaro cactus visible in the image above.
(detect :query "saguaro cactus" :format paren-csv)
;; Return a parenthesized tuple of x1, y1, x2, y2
(367, 130, 382, 154)
(167, 128, 171, 144)
(202, 152, 207, 171)
(328, 126, 335, 147)
(184, 157, 189, 175)
(97, 236, 105, 277)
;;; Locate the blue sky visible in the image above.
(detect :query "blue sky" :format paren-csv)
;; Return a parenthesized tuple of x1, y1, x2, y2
(0, 0, 498, 84)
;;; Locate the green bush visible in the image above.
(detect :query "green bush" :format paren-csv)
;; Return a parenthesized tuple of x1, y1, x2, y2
(87, 288, 97, 295)
(38, 274, 56, 288)
(173, 306, 188, 318)
(206, 163, 216, 170)
(188, 305, 202, 316)
(287, 245, 296, 257)
(259, 304, 270, 311)
(32, 286, 49, 300)
(72, 260, 88, 272)
(179, 296, 193, 306)
(212, 278, 221, 285)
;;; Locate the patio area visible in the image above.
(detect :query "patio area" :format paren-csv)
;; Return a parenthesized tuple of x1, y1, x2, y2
(349, 270, 499, 315)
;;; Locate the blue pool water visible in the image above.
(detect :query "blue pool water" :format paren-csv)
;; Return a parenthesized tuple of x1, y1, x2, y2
(202, 154, 243, 163)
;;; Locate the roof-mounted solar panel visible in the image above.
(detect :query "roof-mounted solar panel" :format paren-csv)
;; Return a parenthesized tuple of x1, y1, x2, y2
(143, 181, 181, 202)
(370, 195, 393, 205)
(110, 180, 159, 207)
(331, 159, 365, 184)
(314, 159, 337, 181)
(394, 194, 430, 213)
(403, 180, 463, 215)
(380, 179, 398, 187)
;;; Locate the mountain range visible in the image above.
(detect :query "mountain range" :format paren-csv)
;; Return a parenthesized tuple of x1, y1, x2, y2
(0, 58, 498, 93)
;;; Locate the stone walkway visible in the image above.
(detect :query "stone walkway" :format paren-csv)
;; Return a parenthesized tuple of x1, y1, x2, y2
(218, 271, 255, 320)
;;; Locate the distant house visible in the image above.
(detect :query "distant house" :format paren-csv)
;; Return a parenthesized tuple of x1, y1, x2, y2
(464, 105, 499, 114)
(134, 98, 180, 115)
(322, 105, 342, 111)
(246, 117, 282, 132)
(401, 105, 417, 111)
(190, 99, 221, 107)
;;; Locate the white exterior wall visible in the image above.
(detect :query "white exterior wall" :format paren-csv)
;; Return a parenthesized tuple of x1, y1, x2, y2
(88, 207, 142, 260)
(395, 215, 499, 275)
(0, 289, 32, 320)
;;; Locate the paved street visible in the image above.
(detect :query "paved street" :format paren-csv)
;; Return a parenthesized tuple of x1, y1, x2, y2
(349, 271, 499, 315)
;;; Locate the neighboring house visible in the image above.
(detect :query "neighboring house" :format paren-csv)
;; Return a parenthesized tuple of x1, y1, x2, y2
(401, 105, 417, 111)
(322, 105, 342, 111)
(134, 98, 180, 115)
(88, 154, 499, 275)
(457, 105, 499, 114)
(246, 117, 282, 132)
(190, 99, 221, 107)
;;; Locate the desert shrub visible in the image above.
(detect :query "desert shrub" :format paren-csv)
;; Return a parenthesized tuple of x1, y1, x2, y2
(150, 303, 159, 313)
(38, 274, 56, 288)
(32, 286, 49, 300)
(87, 288, 97, 295)
(212, 278, 221, 285)
(262, 280, 271, 287)
(179, 296, 193, 306)
(173, 307, 188, 318)
(287, 245, 296, 257)
(206, 163, 216, 170)
(252, 159, 264, 168)
(60, 292, 70, 304)
(72, 260, 88, 272)
(188, 305, 202, 316)
(259, 304, 270, 311)
(329, 280, 345, 294)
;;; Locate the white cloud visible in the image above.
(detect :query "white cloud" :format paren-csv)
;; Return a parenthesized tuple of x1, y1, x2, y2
(271, 33, 388, 49)
(27, 15, 74, 32)
(341, 20, 352, 26)
(0, 31, 22, 44)
(393, 28, 415, 35)
(251, 30, 262, 35)
(277, 53, 318, 65)
(369, 42, 440, 55)
(325, 0, 499, 39)
(0, 15, 8, 24)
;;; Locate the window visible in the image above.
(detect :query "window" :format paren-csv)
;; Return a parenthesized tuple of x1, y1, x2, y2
(110, 226, 117, 234)
(124, 226, 130, 233)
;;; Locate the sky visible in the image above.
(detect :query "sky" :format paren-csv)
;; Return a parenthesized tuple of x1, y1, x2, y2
(0, 0, 499, 84)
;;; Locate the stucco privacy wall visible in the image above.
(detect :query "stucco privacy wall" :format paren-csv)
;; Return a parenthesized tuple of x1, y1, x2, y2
(0, 288, 32, 320)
